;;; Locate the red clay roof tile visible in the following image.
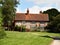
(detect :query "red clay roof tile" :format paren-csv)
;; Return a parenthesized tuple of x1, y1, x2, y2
(15, 13, 49, 21)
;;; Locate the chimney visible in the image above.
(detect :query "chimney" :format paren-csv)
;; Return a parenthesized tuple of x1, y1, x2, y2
(26, 8, 29, 14)
(39, 11, 43, 14)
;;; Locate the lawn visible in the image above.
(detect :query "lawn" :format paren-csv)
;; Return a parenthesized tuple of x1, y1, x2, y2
(0, 31, 60, 45)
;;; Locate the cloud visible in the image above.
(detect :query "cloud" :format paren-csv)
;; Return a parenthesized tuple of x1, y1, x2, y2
(26, 0, 60, 4)
(16, 8, 24, 13)
(26, 0, 60, 9)
(24, 6, 54, 14)
(16, 0, 60, 13)
(16, 8, 20, 13)
(26, 0, 60, 11)
(28, 6, 41, 14)
(16, 5, 57, 14)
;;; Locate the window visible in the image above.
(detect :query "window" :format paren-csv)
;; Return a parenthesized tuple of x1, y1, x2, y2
(22, 21, 26, 24)
(30, 24, 36, 29)
(32, 21, 36, 24)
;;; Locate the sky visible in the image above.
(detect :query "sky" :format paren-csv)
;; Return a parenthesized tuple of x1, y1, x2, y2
(16, 0, 60, 14)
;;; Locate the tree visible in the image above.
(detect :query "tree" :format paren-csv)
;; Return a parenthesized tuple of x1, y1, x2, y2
(43, 8, 60, 21)
(0, 7, 6, 39)
(1, 0, 19, 30)
(46, 14, 60, 32)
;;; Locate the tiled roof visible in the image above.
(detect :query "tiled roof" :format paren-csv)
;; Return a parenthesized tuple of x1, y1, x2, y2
(15, 13, 49, 21)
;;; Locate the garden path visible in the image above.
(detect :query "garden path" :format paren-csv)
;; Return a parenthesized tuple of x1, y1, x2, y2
(32, 33, 60, 45)
(51, 39, 60, 45)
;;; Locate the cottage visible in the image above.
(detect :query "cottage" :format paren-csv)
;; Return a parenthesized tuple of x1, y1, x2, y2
(14, 9, 49, 31)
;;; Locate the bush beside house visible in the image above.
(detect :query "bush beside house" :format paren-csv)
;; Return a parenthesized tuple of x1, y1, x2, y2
(14, 25, 26, 32)
(0, 27, 6, 39)
(45, 14, 60, 33)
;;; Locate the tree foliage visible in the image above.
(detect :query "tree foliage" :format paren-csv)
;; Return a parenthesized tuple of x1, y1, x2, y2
(46, 14, 60, 32)
(0, 7, 6, 39)
(1, 0, 19, 28)
(43, 8, 60, 21)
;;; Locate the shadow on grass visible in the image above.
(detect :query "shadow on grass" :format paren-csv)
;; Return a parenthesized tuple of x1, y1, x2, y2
(0, 35, 6, 39)
(0, 33, 6, 39)
(40, 35, 60, 40)
(46, 31, 60, 33)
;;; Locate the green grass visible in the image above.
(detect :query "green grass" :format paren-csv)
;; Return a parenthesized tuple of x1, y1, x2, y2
(0, 31, 60, 45)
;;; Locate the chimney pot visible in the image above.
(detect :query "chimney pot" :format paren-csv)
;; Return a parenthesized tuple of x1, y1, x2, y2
(40, 11, 42, 14)
(26, 8, 29, 14)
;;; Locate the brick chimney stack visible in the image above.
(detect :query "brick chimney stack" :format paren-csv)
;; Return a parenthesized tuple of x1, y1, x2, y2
(39, 11, 43, 14)
(26, 8, 29, 14)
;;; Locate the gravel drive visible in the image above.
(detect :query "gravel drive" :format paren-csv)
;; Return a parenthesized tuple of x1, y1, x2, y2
(51, 40, 60, 45)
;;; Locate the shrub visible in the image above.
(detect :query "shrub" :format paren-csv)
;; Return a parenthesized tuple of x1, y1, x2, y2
(14, 25, 26, 32)
(21, 25, 26, 32)
(14, 25, 21, 31)
(26, 28, 30, 32)
(0, 27, 6, 39)
(36, 29, 41, 32)
(30, 27, 41, 32)
(46, 14, 60, 32)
